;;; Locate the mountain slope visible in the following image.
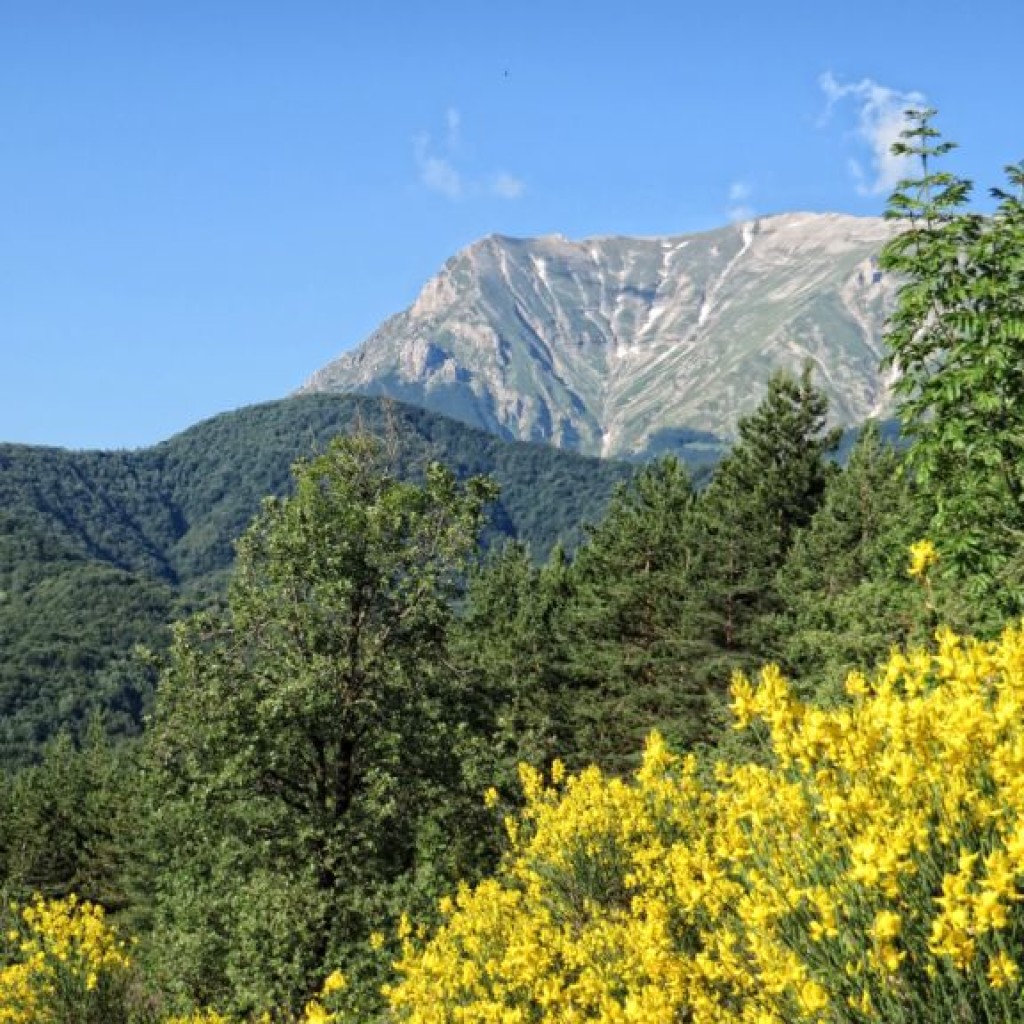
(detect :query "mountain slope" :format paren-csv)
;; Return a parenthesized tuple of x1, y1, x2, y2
(0, 394, 635, 768)
(145, 392, 636, 583)
(301, 213, 901, 458)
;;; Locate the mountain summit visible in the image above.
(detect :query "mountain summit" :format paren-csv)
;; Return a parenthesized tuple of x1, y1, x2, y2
(299, 213, 901, 459)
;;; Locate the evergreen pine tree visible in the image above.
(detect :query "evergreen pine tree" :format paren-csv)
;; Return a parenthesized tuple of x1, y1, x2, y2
(772, 423, 929, 701)
(555, 457, 708, 771)
(686, 366, 841, 688)
(450, 541, 575, 780)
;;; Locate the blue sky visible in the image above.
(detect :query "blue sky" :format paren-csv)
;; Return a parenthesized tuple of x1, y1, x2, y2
(2, 0, 1021, 449)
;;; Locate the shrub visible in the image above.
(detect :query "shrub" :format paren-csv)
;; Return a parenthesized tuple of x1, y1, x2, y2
(0, 894, 134, 1023)
(386, 617, 1024, 1022)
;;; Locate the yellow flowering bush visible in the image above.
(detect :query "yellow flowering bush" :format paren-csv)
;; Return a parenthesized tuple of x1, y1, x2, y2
(0, 893, 133, 1023)
(0, 894, 347, 1024)
(386, 620, 1024, 1022)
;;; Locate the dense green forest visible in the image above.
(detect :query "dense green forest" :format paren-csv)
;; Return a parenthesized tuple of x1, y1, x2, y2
(1, 112, 1023, 1023)
(0, 394, 634, 770)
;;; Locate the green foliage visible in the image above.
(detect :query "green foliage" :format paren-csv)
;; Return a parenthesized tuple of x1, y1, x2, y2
(0, 394, 633, 593)
(686, 366, 841, 679)
(454, 372, 845, 778)
(555, 457, 710, 770)
(881, 109, 1024, 603)
(0, 394, 633, 769)
(451, 541, 574, 779)
(771, 422, 931, 701)
(0, 721, 140, 911)
(148, 393, 633, 584)
(449, 369, 851, 782)
(143, 437, 503, 1017)
(0, 510, 174, 769)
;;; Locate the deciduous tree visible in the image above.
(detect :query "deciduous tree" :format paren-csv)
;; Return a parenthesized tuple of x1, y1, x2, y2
(144, 437, 498, 1017)
(881, 109, 1024, 603)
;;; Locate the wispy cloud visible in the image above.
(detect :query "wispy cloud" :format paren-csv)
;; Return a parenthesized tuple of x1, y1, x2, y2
(819, 73, 926, 195)
(413, 134, 463, 199)
(413, 108, 524, 202)
(444, 106, 461, 151)
(491, 173, 525, 200)
(726, 180, 754, 222)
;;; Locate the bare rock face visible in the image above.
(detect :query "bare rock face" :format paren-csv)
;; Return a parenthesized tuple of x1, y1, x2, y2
(299, 213, 902, 459)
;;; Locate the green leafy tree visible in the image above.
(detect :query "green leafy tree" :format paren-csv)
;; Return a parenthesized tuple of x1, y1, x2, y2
(143, 437, 498, 1017)
(881, 109, 1024, 603)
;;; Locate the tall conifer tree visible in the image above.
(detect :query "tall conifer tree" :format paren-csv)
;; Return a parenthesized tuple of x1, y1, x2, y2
(686, 366, 841, 684)
(555, 457, 708, 771)
(772, 422, 929, 700)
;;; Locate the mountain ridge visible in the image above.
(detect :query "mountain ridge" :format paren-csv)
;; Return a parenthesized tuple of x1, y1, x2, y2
(301, 213, 902, 458)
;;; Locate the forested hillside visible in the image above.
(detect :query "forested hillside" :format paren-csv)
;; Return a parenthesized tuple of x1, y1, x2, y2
(1, 113, 1023, 1024)
(0, 394, 633, 769)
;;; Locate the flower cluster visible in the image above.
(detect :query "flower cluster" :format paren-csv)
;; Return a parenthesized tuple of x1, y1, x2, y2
(907, 538, 939, 579)
(297, 969, 346, 1024)
(0, 893, 132, 1022)
(386, 620, 1024, 1022)
(0, 894, 348, 1024)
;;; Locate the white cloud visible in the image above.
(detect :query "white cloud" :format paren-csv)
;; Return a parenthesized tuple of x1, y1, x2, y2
(413, 108, 523, 202)
(726, 180, 754, 222)
(491, 173, 525, 199)
(414, 133, 463, 199)
(819, 72, 926, 195)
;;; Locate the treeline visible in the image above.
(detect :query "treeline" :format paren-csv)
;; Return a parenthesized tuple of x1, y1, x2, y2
(0, 109, 1022, 1023)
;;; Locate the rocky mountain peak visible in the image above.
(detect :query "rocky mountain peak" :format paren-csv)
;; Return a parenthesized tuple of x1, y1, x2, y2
(299, 213, 902, 460)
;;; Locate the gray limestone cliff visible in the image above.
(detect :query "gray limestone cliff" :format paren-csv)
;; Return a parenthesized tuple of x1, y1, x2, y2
(299, 213, 901, 459)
